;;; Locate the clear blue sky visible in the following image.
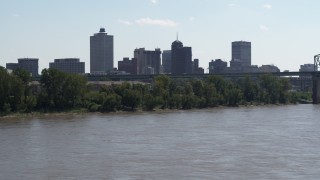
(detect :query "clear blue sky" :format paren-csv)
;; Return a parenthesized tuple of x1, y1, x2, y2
(1, 0, 320, 72)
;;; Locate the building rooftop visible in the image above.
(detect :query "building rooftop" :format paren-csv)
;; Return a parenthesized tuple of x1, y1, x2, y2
(99, 28, 106, 33)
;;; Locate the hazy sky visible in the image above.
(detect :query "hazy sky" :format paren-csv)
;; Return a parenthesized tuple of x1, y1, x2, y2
(1, 0, 320, 72)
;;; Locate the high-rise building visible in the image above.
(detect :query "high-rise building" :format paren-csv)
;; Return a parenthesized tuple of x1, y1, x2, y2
(192, 59, 204, 74)
(118, 57, 138, 75)
(134, 48, 161, 75)
(232, 41, 251, 67)
(171, 39, 192, 74)
(90, 28, 114, 74)
(49, 58, 85, 74)
(11, 58, 39, 76)
(162, 50, 172, 74)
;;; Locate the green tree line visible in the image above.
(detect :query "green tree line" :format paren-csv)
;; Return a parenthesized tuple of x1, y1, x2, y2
(0, 67, 311, 116)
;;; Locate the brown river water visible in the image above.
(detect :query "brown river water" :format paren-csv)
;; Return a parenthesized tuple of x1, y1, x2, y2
(0, 104, 320, 180)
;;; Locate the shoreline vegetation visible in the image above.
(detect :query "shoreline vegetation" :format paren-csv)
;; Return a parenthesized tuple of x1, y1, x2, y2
(0, 104, 310, 120)
(0, 67, 312, 118)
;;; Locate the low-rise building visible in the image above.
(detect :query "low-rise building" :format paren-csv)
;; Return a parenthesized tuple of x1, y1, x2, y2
(259, 65, 280, 73)
(49, 58, 85, 74)
(209, 59, 227, 74)
(118, 57, 138, 75)
(6, 63, 19, 71)
(6, 58, 39, 76)
(299, 64, 314, 72)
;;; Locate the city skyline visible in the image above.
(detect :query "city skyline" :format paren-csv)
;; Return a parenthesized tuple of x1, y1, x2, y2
(1, 0, 320, 72)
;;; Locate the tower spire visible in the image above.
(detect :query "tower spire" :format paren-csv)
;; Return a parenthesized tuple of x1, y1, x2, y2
(177, 32, 179, 41)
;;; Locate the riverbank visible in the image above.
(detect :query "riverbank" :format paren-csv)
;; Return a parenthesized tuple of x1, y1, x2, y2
(0, 102, 308, 120)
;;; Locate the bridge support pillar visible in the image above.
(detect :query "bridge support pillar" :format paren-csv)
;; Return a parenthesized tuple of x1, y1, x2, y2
(312, 73, 320, 104)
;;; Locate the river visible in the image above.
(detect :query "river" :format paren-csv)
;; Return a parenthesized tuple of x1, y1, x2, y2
(1, 105, 320, 180)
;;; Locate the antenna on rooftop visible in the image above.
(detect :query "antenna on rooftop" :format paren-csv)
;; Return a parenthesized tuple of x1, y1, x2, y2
(177, 32, 179, 40)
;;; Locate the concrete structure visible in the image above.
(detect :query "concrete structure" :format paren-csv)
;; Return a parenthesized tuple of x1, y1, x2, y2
(6, 58, 39, 76)
(90, 28, 114, 74)
(209, 59, 228, 74)
(49, 58, 85, 74)
(192, 59, 204, 74)
(232, 41, 251, 67)
(118, 57, 138, 75)
(18, 58, 39, 76)
(134, 48, 161, 75)
(6, 63, 19, 71)
(171, 39, 192, 74)
(243, 65, 261, 73)
(259, 65, 280, 73)
(315, 55, 320, 71)
(313, 73, 320, 104)
(300, 64, 314, 72)
(162, 50, 172, 74)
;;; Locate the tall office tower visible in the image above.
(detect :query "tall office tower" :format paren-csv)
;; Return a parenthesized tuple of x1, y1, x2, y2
(90, 28, 114, 74)
(49, 58, 85, 74)
(162, 50, 172, 74)
(232, 41, 251, 67)
(134, 48, 161, 75)
(171, 39, 192, 74)
(192, 59, 199, 74)
(18, 58, 39, 76)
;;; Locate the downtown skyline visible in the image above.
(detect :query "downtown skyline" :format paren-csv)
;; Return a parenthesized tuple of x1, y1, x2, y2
(1, 0, 320, 72)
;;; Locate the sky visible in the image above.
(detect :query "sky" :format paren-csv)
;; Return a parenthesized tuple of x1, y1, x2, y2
(1, 0, 320, 73)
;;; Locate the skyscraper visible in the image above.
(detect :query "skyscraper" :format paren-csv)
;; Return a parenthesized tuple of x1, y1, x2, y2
(171, 39, 192, 74)
(232, 41, 251, 67)
(162, 50, 172, 74)
(134, 48, 161, 75)
(90, 28, 113, 74)
(192, 59, 204, 74)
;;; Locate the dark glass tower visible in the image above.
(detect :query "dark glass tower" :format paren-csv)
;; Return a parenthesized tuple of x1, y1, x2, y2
(171, 39, 192, 74)
(232, 41, 251, 67)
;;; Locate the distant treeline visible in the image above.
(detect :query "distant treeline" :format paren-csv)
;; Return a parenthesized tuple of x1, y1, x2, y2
(0, 67, 311, 116)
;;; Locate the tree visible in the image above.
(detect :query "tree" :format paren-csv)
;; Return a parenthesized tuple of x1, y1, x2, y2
(225, 84, 242, 106)
(259, 75, 281, 104)
(0, 67, 12, 112)
(279, 78, 291, 104)
(62, 74, 87, 108)
(8, 76, 24, 111)
(0, 67, 24, 113)
(206, 76, 231, 105)
(241, 76, 259, 103)
(203, 83, 219, 107)
(13, 68, 34, 111)
(101, 93, 122, 112)
(122, 89, 141, 110)
(39, 68, 87, 110)
(153, 75, 172, 108)
(191, 79, 204, 97)
(143, 94, 162, 111)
